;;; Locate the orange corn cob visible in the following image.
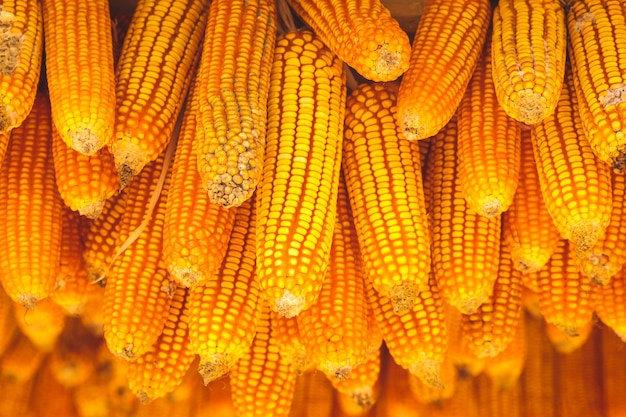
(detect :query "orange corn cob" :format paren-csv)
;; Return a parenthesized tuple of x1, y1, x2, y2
(531, 66, 612, 253)
(457, 30, 522, 218)
(537, 239, 596, 336)
(48, 318, 98, 388)
(342, 82, 430, 314)
(271, 312, 313, 374)
(187, 196, 261, 384)
(163, 80, 236, 287)
(111, 0, 207, 183)
(408, 357, 457, 404)
(545, 320, 593, 353)
(42, 0, 115, 155)
(0, 0, 43, 132)
(0, 331, 44, 382)
(14, 298, 66, 352)
(567, 0, 626, 170)
(297, 176, 369, 380)
(426, 116, 501, 314)
(503, 127, 560, 273)
(194, 0, 276, 208)
(491, 0, 567, 125)
(396, 0, 490, 140)
(230, 301, 298, 417)
(257, 30, 345, 317)
(483, 313, 526, 390)
(332, 349, 381, 414)
(285, 0, 410, 82)
(0, 94, 63, 308)
(445, 304, 485, 377)
(595, 266, 626, 342)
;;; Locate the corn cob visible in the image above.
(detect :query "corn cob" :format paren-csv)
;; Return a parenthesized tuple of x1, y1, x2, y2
(531, 65, 612, 254)
(257, 30, 345, 317)
(578, 170, 626, 286)
(484, 313, 526, 390)
(408, 357, 456, 404)
(396, 0, 490, 140)
(545, 320, 593, 354)
(285, 0, 410, 82)
(491, 0, 567, 125)
(332, 349, 381, 413)
(460, 241, 523, 358)
(366, 271, 446, 389)
(595, 267, 626, 342)
(13, 298, 66, 352)
(42, 0, 115, 155)
(537, 239, 596, 336)
(503, 127, 560, 273)
(457, 30, 522, 218)
(0, 94, 63, 308)
(567, 0, 626, 170)
(111, 0, 207, 183)
(297, 176, 368, 380)
(230, 301, 298, 417)
(271, 312, 313, 374)
(0, 331, 44, 382)
(426, 116, 501, 314)
(445, 304, 485, 377)
(0, 0, 43, 133)
(187, 196, 261, 384)
(163, 80, 236, 287)
(48, 318, 98, 388)
(342, 82, 430, 313)
(194, 0, 276, 208)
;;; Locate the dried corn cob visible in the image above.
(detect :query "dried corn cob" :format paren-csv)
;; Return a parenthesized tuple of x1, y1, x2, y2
(0, 94, 63, 308)
(164, 80, 236, 287)
(257, 30, 345, 317)
(187, 196, 261, 384)
(230, 301, 298, 417)
(491, 0, 567, 125)
(0, 0, 43, 132)
(42, 0, 115, 155)
(14, 298, 66, 352)
(285, 0, 410, 82)
(0, 332, 44, 382)
(457, 30, 522, 218)
(396, 0, 490, 140)
(531, 66, 612, 253)
(111, 0, 207, 183)
(271, 312, 313, 374)
(503, 127, 560, 273)
(445, 304, 485, 377)
(483, 313, 526, 390)
(567, 0, 626, 170)
(408, 357, 457, 404)
(342, 82, 430, 314)
(332, 349, 381, 413)
(426, 116, 501, 314)
(595, 267, 626, 342)
(48, 318, 98, 388)
(194, 0, 276, 208)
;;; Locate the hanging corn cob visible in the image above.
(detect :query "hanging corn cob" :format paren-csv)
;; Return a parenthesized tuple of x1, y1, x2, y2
(257, 30, 345, 317)
(0, 0, 43, 133)
(567, 0, 626, 170)
(396, 0, 490, 140)
(545, 320, 593, 353)
(111, 0, 207, 184)
(457, 30, 522, 218)
(271, 312, 313, 374)
(343, 82, 430, 314)
(408, 357, 457, 404)
(42, 0, 115, 155)
(531, 66, 612, 254)
(0, 94, 63, 308)
(332, 349, 381, 413)
(483, 311, 526, 391)
(445, 304, 485, 377)
(14, 298, 66, 352)
(48, 319, 98, 388)
(194, 0, 276, 208)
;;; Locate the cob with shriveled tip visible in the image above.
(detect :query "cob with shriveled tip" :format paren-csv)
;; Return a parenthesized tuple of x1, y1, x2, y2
(331, 348, 381, 413)
(408, 357, 457, 404)
(194, 0, 276, 208)
(342, 82, 431, 314)
(491, 0, 567, 125)
(567, 0, 626, 171)
(256, 30, 345, 318)
(285, 0, 410, 82)
(396, 0, 491, 140)
(42, 0, 115, 155)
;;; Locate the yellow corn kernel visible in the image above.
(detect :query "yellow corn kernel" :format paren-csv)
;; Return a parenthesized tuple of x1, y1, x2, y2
(0, 0, 43, 132)
(285, 0, 409, 82)
(545, 320, 593, 354)
(111, 0, 207, 183)
(426, 116, 501, 314)
(503, 128, 561, 273)
(396, 0, 490, 140)
(595, 266, 626, 342)
(457, 30, 522, 218)
(270, 312, 313, 374)
(531, 66, 612, 253)
(187, 196, 261, 385)
(0, 94, 63, 308)
(484, 314, 526, 390)
(332, 348, 380, 414)
(491, 0, 567, 125)
(42, 0, 115, 155)
(257, 30, 345, 317)
(164, 80, 236, 287)
(297, 176, 369, 380)
(230, 301, 298, 417)
(0, 331, 44, 382)
(342, 82, 430, 314)
(537, 239, 596, 336)
(48, 318, 98, 388)
(567, 0, 626, 170)
(14, 298, 66, 352)
(194, 0, 276, 208)
(408, 357, 457, 404)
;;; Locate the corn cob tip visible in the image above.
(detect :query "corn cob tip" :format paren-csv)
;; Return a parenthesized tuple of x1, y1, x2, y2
(408, 357, 443, 390)
(476, 198, 504, 219)
(207, 176, 253, 208)
(515, 90, 547, 125)
(582, 253, 610, 287)
(450, 292, 488, 316)
(327, 364, 352, 381)
(615, 331, 626, 344)
(198, 354, 230, 385)
(554, 323, 581, 338)
(475, 341, 501, 359)
(77, 200, 107, 220)
(112, 141, 147, 185)
(0, 9, 23, 76)
(399, 109, 437, 141)
(168, 266, 200, 288)
(569, 221, 604, 254)
(512, 256, 542, 274)
(349, 388, 376, 409)
(68, 128, 104, 156)
(274, 289, 306, 318)
(389, 281, 420, 315)
(137, 391, 151, 405)
(17, 293, 38, 310)
(118, 343, 136, 361)
(373, 43, 405, 81)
